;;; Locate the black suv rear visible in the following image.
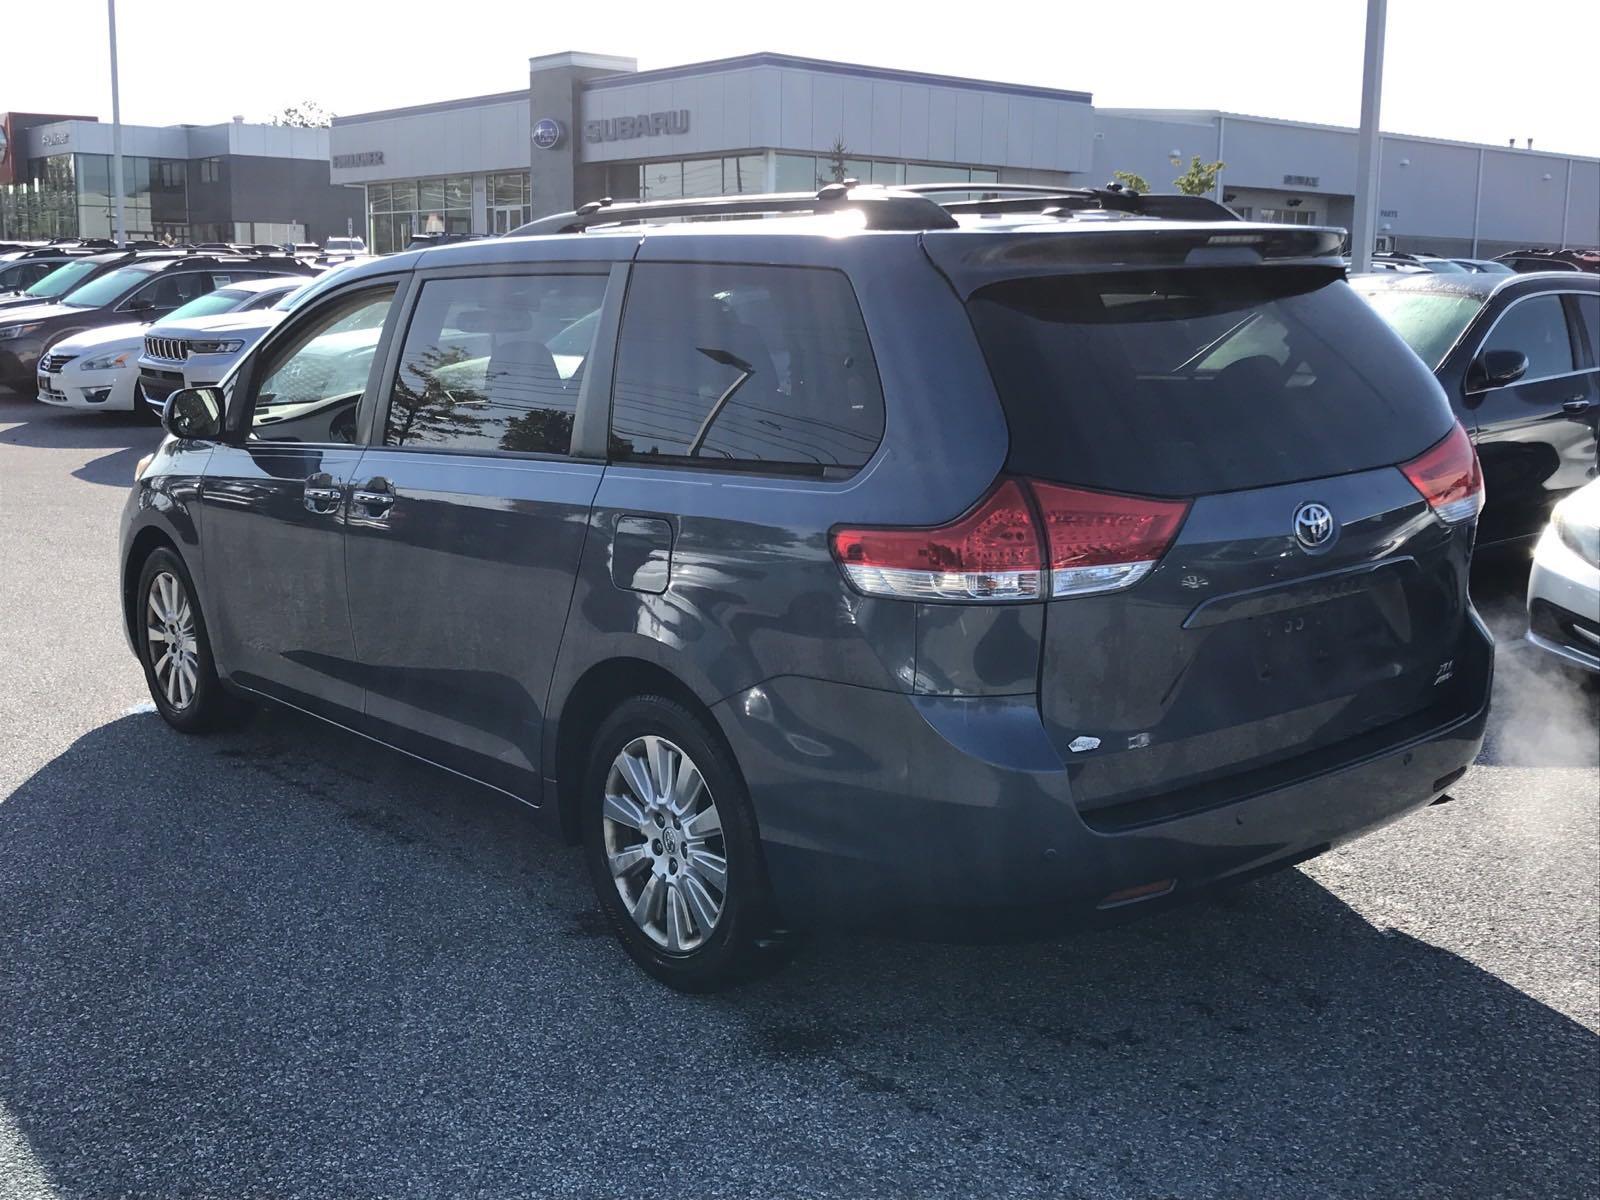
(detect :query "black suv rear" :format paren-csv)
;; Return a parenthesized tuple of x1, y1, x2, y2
(121, 183, 1493, 989)
(0, 252, 312, 391)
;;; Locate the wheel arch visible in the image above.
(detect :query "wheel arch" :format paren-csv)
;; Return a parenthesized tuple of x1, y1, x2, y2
(122, 525, 181, 648)
(549, 656, 723, 845)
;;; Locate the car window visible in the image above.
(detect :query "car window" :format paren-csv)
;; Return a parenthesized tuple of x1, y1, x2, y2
(969, 268, 1454, 498)
(1481, 294, 1576, 383)
(1572, 294, 1599, 368)
(383, 274, 606, 455)
(0, 262, 51, 291)
(1356, 288, 1486, 369)
(128, 271, 212, 312)
(249, 287, 396, 444)
(25, 259, 100, 298)
(609, 263, 885, 474)
(166, 287, 253, 322)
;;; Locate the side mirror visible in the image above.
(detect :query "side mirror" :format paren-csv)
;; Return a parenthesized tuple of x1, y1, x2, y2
(1472, 348, 1529, 390)
(163, 387, 225, 440)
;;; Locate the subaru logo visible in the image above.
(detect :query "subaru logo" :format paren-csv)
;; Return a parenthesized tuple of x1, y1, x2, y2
(1293, 502, 1336, 551)
(532, 118, 565, 151)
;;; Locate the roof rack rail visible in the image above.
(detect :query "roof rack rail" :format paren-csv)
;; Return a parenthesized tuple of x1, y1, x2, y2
(510, 183, 960, 236)
(898, 181, 1240, 222)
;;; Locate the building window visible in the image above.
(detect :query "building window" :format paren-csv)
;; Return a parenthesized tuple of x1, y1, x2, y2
(488, 172, 530, 234)
(367, 175, 472, 254)
(1256, 207, 1318, 226)
(775, 153, 996, 192)
(199, 157, 223, 184)
(635, 155, 767, 201)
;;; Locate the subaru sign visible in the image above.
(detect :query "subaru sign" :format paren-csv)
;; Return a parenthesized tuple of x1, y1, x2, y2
(532, 118, 565, 151)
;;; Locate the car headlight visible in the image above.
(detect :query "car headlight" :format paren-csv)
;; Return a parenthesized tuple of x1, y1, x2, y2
(80, 350, 132, 371)
(1553, 500, 1600, 569)
(189, 338, 245, 354)
(0, 322, 42, 341)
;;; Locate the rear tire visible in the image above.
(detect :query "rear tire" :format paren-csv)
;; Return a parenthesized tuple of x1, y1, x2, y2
(135, 547, 250, 733)
(582, 695, 785, 991)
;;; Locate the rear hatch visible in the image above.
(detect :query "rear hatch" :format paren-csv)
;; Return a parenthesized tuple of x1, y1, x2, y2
(956, 253, 1477, 825)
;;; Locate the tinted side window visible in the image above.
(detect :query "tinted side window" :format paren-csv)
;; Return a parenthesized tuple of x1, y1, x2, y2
(383, 273, 606, 455)
(1482, 294, 1576, 382)
(135, 271, 212, 311)
(1571, 294, 1599, 368)
(610, 263, 885, 474)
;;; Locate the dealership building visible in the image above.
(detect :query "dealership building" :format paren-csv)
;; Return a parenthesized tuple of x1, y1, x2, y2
(0, 111, 364, 245)
(326, 50, 1600, 257)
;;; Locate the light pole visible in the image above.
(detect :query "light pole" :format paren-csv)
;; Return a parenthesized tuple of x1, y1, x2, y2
(107, 0, 126, 245)
(1350, 0, 1387, 273)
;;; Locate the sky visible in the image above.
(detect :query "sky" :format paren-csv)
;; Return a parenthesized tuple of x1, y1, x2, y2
(6, 0, 1598, 157)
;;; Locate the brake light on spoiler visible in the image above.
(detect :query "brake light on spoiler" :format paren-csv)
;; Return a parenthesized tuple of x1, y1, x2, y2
(830, 479, 1190, 602)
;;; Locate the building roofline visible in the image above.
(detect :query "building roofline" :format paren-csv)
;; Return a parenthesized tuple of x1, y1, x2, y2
(333, 89, 529, 127)
(581, 51, 1093, 105)
(1098, 107, 1600, 163)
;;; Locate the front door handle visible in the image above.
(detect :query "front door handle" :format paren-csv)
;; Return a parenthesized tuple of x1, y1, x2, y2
(303, 472, 342, 514)
(1562, 398, 1593, 414)
(352, 476, 396, 518)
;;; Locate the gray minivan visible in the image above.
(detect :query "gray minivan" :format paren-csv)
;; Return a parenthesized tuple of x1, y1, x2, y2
(121, 184, 1493, 989)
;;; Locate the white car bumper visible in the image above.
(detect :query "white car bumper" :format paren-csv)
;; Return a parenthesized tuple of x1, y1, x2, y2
(36, 360, 140, 411)
(1526, 524, 1600, 672)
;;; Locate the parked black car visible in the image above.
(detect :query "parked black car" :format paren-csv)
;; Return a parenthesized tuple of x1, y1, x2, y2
(123, 183, 1492, 989)
(1355, 271, 1599, 546)
(0, 245, 138, 312)
(0, 253, 313, 392)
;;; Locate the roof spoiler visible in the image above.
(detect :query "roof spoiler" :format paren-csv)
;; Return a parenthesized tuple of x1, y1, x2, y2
(921, 224, 1348, 298)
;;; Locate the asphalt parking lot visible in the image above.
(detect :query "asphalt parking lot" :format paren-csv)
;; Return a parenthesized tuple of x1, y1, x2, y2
(1, 395, 1596, 1200)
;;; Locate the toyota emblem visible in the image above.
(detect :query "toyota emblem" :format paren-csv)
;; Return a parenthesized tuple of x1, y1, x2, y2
(1293, 502, 1336, 551)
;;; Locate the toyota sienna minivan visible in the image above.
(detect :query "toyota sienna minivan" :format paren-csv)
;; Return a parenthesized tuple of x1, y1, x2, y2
(122, 183, 1493, 989)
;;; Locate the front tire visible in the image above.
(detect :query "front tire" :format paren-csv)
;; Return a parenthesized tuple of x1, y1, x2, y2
(135, 547, 249, 733)
(582, 695, 784, 991)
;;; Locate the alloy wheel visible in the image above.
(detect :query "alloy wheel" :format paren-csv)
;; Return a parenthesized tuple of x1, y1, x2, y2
(602, 734, 729, 953)
(145, 570, 199, 711)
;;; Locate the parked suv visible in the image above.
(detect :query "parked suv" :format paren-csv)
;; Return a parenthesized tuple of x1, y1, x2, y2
(0, 245, 129, 313)
(1355, 271, 1599, 546)
(122, 184, 1493, 989)
(0, 252, 312, 392)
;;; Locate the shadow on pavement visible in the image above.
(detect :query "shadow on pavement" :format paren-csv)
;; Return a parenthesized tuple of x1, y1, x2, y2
(1, 711, 1595, 1198)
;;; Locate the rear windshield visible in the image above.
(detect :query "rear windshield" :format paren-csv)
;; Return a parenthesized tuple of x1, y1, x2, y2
(968, 269, 1454, 497)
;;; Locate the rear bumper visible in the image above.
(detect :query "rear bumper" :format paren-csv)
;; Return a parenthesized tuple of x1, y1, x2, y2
(714, 613, 1492, 933)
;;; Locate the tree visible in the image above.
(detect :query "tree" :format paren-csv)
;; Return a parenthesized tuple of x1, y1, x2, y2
(1112, 170, 1151, 194)
(1173, 156, 1225, 196)
(818, 137, 851, 187)
(269, 102, 335, 128)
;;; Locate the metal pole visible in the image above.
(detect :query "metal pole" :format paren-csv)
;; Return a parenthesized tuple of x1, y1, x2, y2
(108, 0, 126, 245)
(1470, 148, 1484, 257)
(1350, 0, 1387, 273)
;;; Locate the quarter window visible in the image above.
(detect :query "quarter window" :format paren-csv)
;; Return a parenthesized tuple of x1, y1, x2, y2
(250, 287, 396, 443)
(609, 263, 885, 474)
(1481, 294, 1576, 383)
(1572, 294, 1599, 367)
(383, 274, 607, 455)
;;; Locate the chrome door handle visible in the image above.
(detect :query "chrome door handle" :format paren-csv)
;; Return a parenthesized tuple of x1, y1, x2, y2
(352, 476, 396, 516)
(303, 472, 342, 514)
(1562, 398, 1593, 414)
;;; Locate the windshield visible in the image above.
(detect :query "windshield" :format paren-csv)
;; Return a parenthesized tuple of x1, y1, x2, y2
(166, 288, 253, 322)
(24, 259, 101, 299)
(968, 268, 1454, 497)
(1356, 288, 1486, 368)
(272, 284, 315, 312)
(61, 264, 158, 308)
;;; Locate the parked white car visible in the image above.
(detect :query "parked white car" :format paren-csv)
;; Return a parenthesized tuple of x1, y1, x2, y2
(39, 277, 303, 414)
(1526, 477, 1600, 674)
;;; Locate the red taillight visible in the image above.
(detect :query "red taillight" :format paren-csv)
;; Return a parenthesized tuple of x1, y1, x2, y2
(1030, 482, 1190, 598)
(830, 479, 1044, 601)
(829, 478, 1188, 602)
(1401, 423, 1484, 525)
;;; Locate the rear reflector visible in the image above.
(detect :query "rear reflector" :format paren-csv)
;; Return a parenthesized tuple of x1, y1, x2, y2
(1097, 879, 1177, 908)
(1401, 423, 1484, 525)
(830, 478, 1188, 602)
(830, 479, 1044, 602)
(1030, 482, 1190, 598)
